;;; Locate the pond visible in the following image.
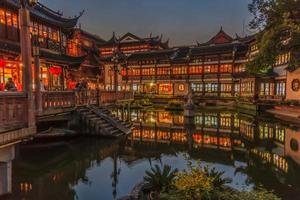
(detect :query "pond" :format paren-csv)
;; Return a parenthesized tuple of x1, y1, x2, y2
(1, 109, 300, 200)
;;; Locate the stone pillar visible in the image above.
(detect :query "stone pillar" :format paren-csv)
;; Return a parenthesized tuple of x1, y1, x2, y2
(19, 4, 35, 127)
(0, 162, 12, 196)
(0, 146, 15, 196)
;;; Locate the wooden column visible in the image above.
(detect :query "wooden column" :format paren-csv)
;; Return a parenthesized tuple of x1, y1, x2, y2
(19, 3, 35, 127)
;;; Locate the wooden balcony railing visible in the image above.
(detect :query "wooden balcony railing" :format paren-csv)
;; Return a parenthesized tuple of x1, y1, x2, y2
(42, 91, 76, 110)
(0, 92, 28, 132)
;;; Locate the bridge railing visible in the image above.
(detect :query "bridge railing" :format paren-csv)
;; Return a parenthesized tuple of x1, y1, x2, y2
(42, 91, 76, 110)
(0, 92, 28, 132)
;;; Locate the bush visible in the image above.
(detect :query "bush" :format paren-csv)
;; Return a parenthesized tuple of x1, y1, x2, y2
(146, 162, 281, 200)
(173, 167, 213, 200)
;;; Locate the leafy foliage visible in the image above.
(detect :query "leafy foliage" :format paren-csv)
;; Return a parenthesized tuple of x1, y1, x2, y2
(146, 161, 281, 200)
(229, 189, 281, 200)
(174, 167, 213, 200)
(143, 164, 177, 192)
(247, 0, 300, 73)
(203, 167, 232, 188)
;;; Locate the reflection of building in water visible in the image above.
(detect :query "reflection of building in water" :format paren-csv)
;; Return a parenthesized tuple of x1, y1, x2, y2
(118, 109, 300, 174)
(285, 128, 300, 165)
(0, 146, 15, 196)
(250, 149, 289, 173)
(9, 140, 120, 200)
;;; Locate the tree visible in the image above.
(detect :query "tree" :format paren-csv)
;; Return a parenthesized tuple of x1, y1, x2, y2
(247, 0, 300, 73)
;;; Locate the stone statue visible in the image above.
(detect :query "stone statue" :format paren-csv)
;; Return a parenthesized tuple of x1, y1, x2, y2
(184, 85, 195, 117)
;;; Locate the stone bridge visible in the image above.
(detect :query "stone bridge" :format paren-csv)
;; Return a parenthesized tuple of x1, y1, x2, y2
(0, 90, 133, 147)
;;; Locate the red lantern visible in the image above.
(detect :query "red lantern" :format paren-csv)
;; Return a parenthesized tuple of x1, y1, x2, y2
(0, 59, 6, 68)
(120, 68, 126, 76)
(49, 66, 62, 76)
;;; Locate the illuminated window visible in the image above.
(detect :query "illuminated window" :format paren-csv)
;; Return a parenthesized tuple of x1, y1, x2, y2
(178, 84, 185, 91)
(172, 66, 187, 75)
(191, 83, 203, 92)
(220, 113, 231, 127)
(189, 66, 203, 74)
(275, 53, 290, 65)
(205, 83, 218, 93)
(12, 14, 17, 28)
(234, 64, 246, 73)
(157, 67, 169, 75)
(241, 81, 254, 94)
(6, 11, 12, 26)
(204, 114, 218, 127)
(276, 82, 286, 96)
(128, 68, 140, 76)
(221, 84, 232, 93)
(275, 126, 285, 143)
(260, 82, 274, 96)
(195, 115, 203, 125)
(159, 84, 173, 95)
(0, 9, 5, 24)
(204, 65, 218, 73)
(220, 64, 232, 73)
(142, 68, 155, 76)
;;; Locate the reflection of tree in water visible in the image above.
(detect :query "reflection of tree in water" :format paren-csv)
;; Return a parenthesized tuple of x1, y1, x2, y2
(234, 150, 300, 199)
(10, 138, 121, 200)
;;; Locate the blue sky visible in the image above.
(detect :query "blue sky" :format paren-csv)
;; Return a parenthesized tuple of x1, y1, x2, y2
(41, 0, 254, 46)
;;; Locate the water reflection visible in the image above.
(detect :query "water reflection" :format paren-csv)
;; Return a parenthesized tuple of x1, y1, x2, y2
(0, 109, 300, 200)
(112, 109, 300, 198)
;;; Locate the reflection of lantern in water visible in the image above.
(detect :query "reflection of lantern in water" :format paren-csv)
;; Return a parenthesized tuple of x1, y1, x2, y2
(193, 133, 203, 144)
(120, 68, 126, 76)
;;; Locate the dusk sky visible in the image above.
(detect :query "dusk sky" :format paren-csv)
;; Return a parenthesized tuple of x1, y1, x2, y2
(41, 0, 254, 46)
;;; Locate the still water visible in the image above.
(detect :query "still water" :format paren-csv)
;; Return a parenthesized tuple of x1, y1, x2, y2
(1, 109, 300, 200)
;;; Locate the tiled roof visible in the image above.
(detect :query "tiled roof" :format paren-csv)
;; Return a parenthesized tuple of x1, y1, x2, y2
(191, 43, 248, 56)
(2, 1, 82, 30)
(127, 49, 175, 60)
(0, 40, 85, 67)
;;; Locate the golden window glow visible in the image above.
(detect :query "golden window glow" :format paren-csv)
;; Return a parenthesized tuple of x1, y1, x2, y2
(0, 9, 5, 24)
(178, 84, 185, 91)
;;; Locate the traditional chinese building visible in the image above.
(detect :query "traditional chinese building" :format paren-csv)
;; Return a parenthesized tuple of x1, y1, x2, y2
(67, 28, 106, 89)
(0, 0, 85, 91)
(98, 32, 169, 91)
(120, 28, 254, 99)
(98, 32, 169, 57)
(111, 27, 300, 104)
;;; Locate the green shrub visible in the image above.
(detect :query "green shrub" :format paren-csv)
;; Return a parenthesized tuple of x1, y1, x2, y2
(144, 165, 177, 193)
(147, 162, 281, 200)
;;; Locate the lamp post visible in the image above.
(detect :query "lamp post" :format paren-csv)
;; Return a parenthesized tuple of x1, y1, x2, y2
(111, 51, 120, 93)
(111, 48, 126, 93)
(19, 0, 38, 127)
